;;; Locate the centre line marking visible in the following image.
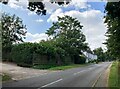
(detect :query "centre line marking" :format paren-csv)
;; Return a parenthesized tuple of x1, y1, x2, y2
(41, 78, 63, 88)
(92, 72, 103, 87)
(74, 70, 85, 75)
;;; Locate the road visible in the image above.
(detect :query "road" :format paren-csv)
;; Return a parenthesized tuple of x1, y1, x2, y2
(2, 62, 112, 88)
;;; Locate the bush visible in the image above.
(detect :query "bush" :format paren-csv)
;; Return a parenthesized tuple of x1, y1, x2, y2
(17, 63, 32, 68)
(33, 64, 58, 69)
(11, 43, 34, 65)
(74, 55, 86, 64)
(2, 45, 13, 62)
(11, 42, 68, 66)
(79, 55, 86, 64)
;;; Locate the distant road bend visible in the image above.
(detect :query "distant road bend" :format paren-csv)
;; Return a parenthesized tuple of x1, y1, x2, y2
(3, 62, 112, 88)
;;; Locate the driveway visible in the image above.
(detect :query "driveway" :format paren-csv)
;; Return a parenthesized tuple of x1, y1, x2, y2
(0, 62, 54, 81)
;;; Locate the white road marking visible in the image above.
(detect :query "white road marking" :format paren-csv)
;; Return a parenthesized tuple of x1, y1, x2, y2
(92, 72, 103, 87)
(41, 79, 63, 88)
(88, 68, 93, 70)
(73, 70, 86, 75)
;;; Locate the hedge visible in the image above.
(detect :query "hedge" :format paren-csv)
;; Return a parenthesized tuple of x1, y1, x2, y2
(11, 42, 69, 66)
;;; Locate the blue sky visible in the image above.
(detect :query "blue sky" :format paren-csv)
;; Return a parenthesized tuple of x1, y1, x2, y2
(0, 0, 107, 50)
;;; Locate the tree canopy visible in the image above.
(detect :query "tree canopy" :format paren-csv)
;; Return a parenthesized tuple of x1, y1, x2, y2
(1, 13, 27, 48)
(104, 2, 120, 59)
(46, 15, 88, 63)
(93, 47, 105, 62)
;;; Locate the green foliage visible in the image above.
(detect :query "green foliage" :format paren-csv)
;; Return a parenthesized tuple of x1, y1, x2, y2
(1, 13, 27, 61)
(33, 64, 58, 69)
(109, 61, 119, 87)
(104, 2, 120, 59)
(11, 43, 34, 64)
(2, 74, 11, 81)
(74, 55, 86, 64)
(11, 42, 67, 65)
(1, 13, 27, 48)
(33, 64, 89, 70)
(93, 47, 106, 62)
(17, 63, 32, 68)
(2, 45, 13, 61)
(46, 15, 88, 64)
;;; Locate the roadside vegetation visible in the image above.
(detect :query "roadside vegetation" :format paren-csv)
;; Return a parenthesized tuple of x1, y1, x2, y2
(1, 14, 93, 68)
(49, 64, 90, 70)
(1, 73, 11, 81)
(105, 2, 120, 88)
(108, 61, 119, 88)
(33, 64, 90, 70)
(1, 1, 117, 70)
(118, 61, 120, 88)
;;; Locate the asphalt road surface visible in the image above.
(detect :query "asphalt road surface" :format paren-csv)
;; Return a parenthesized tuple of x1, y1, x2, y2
(2, 62, 112, 88)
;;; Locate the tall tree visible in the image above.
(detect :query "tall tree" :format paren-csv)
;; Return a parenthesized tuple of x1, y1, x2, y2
(104, 2, 120, 59)
(46, 15, 88, 63)
(1, 13, 27, 48)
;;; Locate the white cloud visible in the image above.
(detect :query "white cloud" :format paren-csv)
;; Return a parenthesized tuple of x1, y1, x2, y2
(47, 9, 107, 50)
(47, 8, 64, 22)
(7, 0, 60, 15)
(8, 0, 28, 10)
(66, 0, 91, 9)
(25, 32, 48, 43)
(43, 1, 60, 14)
(27, 11, 36, 16)
(35, 18, 44, 23)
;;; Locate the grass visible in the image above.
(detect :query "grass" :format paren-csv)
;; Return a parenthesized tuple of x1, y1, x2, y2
(2, 73, 11, 81)
(33, 63, 90, 70)
(118, 61, 120, 88)
(49, 64, 89, 70)
(108, 61, 119, 88)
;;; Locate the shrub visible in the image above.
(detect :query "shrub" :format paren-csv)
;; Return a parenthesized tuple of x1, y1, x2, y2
(11, 43, 34, 65)
(2, 45, 13, 62)
(74, 55, 86, 64)
(11, 42, 68, 66)
(79, 55, 86, 64)
(17, 63, 32, 68)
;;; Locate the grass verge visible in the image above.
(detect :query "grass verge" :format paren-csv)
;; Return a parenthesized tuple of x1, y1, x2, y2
(108, 61, 119, 88)
(33, 63, 90, 70)
(118, 61, 120, 88)
(2, 74, 11, 81)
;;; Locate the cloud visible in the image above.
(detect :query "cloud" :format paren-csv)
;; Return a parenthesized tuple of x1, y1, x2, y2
(47, 8, 64, 22)
(7, 0, 60, 15)
(25, 32, 48, 43)
(27, 11, 36, 16)
(35, 18, 44, 23)
(43, 0, 91, 14)
(8, 0, 28, 10)
(43, 1, 60, 14)
(66, 0, 91, 9)
(47, 9, 107, 50)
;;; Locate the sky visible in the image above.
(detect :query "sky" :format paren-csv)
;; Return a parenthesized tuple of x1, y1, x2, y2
(0, 0, 107, 50)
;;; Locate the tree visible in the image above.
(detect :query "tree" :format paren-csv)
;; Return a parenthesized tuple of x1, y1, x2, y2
(93, 47, 105, 62)
(1, 13, 27, 48)
(0, 0, 71, 15)
(104, 2, 120, 59)
(46, 15, 88, 63)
